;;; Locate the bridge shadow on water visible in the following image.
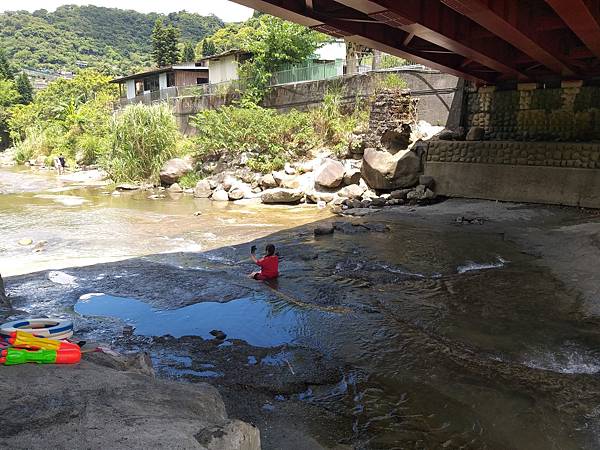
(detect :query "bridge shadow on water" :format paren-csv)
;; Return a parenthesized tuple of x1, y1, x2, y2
(4, 209, 600, 449)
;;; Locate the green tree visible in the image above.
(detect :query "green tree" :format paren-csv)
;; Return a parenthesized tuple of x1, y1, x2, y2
(163, 25, 181, 65)
(182, 41, 196, 62)
(0, 49, 14, 80)
(151, 19, 167, 67)
(15, 73, 33, 104)
(201, 38, 216, 57)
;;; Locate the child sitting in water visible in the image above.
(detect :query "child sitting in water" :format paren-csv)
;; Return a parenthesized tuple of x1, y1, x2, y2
(249, 244, 279, 280)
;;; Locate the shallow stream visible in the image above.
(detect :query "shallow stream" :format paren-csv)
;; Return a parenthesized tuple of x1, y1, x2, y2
(3, 167, 600, 449)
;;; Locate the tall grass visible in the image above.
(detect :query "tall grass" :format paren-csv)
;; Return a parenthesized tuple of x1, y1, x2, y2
(103, 103, 179, 183)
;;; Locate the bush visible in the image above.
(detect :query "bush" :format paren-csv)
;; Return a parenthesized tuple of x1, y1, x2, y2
(102, 103, 180, 183)
(191, 105, 317, 173)
(178, 171, 201, 189)
(13, 127, 49, 164)
(377, 73, 408, 91)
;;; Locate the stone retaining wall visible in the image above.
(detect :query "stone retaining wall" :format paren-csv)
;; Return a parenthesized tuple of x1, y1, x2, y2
(427, 141, 600, 169)
(466, 83, 600, 141)
(425, 141, 600, 208)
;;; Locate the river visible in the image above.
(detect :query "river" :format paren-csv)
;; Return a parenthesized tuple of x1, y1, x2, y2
(3, 167, 600, 449)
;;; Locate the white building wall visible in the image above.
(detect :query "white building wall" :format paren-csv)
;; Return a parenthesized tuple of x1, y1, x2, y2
(126, 79, 136, 99)
(208, 55, 239, 84)
(159, 73, 168, 90)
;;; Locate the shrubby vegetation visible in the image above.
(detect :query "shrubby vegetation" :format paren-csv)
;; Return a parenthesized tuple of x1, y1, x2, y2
(9, 70, 116, 164)
(0, 6, 223, 75)
(191, 91, 368, 173)
(104, 104, 180, 183)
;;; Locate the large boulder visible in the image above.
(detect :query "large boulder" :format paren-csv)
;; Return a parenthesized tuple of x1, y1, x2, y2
(159, 158, 193, 185)
(0, 354, 260, 449)
(194, 180, 213, 198)
(361, 147, 421, 190)
(261, 188, 304, 204)
(228, 188, 245, 201)
(315, 159, 345, 189)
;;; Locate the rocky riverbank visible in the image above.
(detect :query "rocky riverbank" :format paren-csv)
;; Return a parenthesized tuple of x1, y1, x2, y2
(0, 351, 260, 449)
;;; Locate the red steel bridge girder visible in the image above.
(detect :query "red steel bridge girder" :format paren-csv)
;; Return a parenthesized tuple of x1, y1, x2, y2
(545, 0, 600, 60)
(230, 0, 600, 82)
(441, 0, 576, 76)
(337, 0, 528, 79)
(232, 0, 495, 82)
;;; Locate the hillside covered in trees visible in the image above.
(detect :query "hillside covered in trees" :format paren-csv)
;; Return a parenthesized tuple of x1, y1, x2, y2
(0, 5, 224, 75)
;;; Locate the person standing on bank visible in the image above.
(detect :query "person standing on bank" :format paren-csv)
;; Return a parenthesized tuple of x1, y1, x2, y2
(249, 244, 279, 280)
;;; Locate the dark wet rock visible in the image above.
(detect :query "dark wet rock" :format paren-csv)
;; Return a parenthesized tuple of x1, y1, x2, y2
(314, 225, 334, 236)
(333, 222, 369, 234)
(344, 199, 362, 209)
(116, 183, 141, 191)
(210, 330, 227, 340)
(360, 199, 372, 208)
(0, 353, 259, 449)
(362, 222, 390, 232)
(390, 188, 412, 200)
(456, 216, 485, 225)
(419, 175, 435, 189)
(370, 197, 387, 207)
(194, 180, 213, 198)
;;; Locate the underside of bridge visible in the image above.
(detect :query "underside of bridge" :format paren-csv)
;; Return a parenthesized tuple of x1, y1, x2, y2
(232, 0, 600, 85)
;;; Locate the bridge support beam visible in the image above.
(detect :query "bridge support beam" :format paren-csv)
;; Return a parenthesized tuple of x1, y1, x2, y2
(546, 0, 600, 60)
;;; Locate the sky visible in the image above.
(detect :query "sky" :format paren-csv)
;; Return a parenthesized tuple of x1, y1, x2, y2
(0, 0, 254, 22)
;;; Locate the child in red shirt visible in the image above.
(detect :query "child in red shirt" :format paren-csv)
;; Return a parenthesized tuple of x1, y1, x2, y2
(250, 244, 279, 280)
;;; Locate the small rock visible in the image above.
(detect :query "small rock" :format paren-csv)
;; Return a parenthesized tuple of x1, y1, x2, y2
(314, 225, 334, 236)
(32, 240, 48, 252)
(370, 197, 387, 207)
(360, 199, 373, 208)
(345, 199, 362, 209)
(123, 325, 135, 336)
(343, 168, 361, 186)
(211, 189, 230, 202)
(228, 188, 245, 201)
(148, 194, 166, 200)
(252, 187, 262, 194)
(116, 183, 140, 191)
(261, 188, 304, 204)
(193, 211, 202, 216)
(284, 163, 296, 175)
(194, 180, 212, 198)
(390, 189, 412, 200)
(337, 184, 365, 200)
(465, 126, 485, 141)
(419, 175, 435, 188)
(259, 174, 278, 189)
(210, 330, 227, 340)
(18, 238, 33, 246)
(168, 183, 183, 193)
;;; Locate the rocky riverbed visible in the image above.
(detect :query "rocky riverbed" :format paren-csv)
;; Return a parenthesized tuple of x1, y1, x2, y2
(3, 163, 600, 448)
